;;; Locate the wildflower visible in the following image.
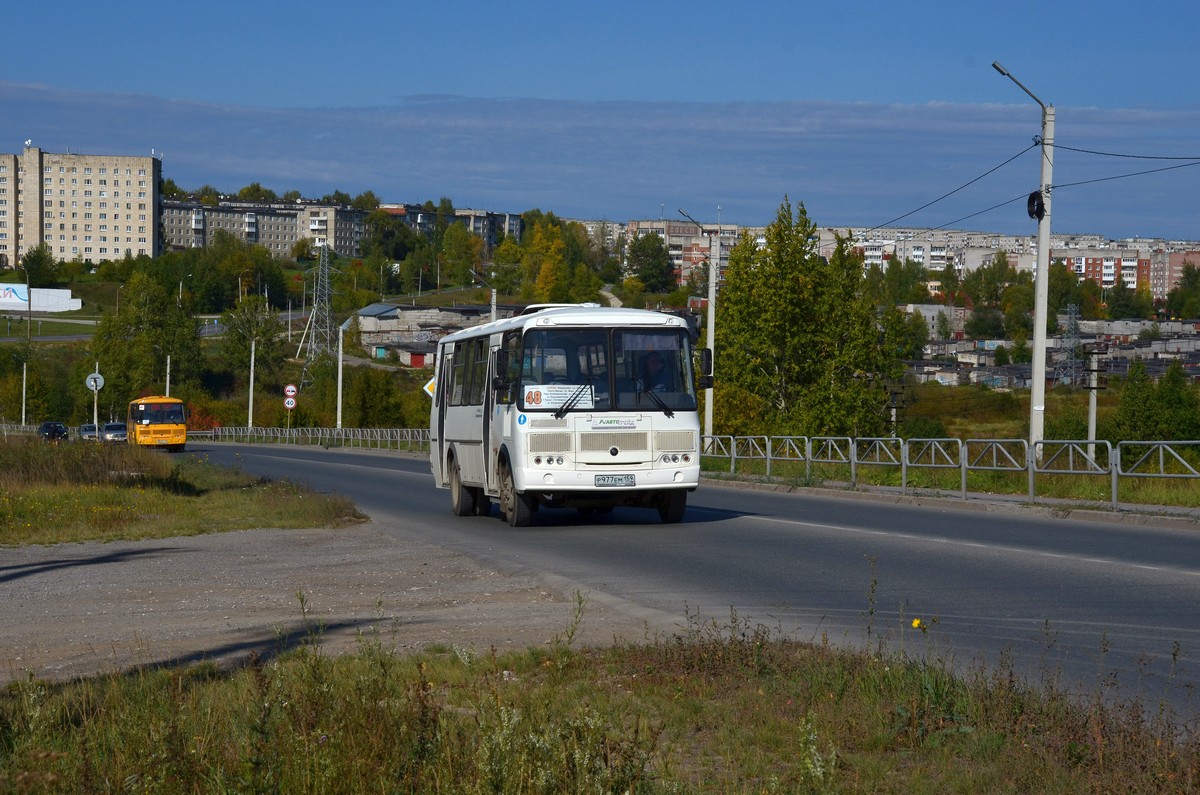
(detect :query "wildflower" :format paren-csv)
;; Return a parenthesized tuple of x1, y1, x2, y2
(912, 618, 923, 629)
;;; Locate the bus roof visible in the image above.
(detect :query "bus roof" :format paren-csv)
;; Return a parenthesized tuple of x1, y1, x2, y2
(129, 395, 185, 404)
(437, 305, 690, 345)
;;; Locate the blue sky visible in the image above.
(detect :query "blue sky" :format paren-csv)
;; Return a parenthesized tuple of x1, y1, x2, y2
(3, 1, 1198, 239)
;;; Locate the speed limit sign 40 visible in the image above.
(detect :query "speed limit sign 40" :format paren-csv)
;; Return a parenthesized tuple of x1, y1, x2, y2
(284, 396, 296, 410)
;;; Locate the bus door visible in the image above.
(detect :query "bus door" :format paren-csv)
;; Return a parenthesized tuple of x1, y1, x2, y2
(433, 345, 452, 484)
(487, 331, 522, 494)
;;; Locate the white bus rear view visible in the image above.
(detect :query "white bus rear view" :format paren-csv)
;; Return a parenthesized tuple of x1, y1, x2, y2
(429, 305, 711, 526)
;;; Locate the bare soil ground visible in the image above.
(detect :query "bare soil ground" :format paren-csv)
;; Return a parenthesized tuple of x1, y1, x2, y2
(1, 524, 655, 684)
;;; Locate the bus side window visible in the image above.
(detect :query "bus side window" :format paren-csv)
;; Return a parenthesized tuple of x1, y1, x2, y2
(499, 332, 521, 404)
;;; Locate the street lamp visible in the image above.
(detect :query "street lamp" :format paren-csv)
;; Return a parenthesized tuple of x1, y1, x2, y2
(178, 273, 191, 307)
(993, 60, 1055, 455)
(678, 208, 718, 441)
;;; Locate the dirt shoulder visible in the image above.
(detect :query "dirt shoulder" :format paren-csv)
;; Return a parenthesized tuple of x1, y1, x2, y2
(1, 524, 655, 684)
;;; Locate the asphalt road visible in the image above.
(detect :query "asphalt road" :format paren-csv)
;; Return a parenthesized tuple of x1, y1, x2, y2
(199, 442, 1200, 715)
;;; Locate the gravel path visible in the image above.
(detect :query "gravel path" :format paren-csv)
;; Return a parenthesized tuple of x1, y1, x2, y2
(1, 524, 654, 683)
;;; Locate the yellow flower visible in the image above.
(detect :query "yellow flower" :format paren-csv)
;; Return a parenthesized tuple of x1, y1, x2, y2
(911, 618, 923, 629)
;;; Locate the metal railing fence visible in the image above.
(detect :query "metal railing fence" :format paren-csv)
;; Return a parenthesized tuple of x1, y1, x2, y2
(4, 422, 1199, 512)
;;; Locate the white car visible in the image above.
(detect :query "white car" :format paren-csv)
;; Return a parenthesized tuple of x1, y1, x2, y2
(101, 422, 128, 443)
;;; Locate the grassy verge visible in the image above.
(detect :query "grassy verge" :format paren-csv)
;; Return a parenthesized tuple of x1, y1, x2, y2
(0, 438, 364, 545)
(2, 605, 1196, 793)
(4, 437, 1197, 791)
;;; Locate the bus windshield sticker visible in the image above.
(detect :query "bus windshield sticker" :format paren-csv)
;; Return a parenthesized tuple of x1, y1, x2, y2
(524, 384, 594, 410)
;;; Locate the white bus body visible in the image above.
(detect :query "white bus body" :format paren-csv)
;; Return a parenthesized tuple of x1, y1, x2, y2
(429, 305, 705, 526)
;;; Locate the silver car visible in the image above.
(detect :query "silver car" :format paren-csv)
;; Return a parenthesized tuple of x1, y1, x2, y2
(79, 423, 98, 442)
(101, 422, 128, 443)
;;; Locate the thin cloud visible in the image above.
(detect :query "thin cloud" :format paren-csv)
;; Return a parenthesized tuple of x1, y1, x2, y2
(2, 82, 1197, 238)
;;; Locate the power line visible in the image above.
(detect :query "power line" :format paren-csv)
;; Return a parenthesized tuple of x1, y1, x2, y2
(1055, 143, 1200, 161)
(820, 143, 1038, 250)
(1052, 159, 1200, 191)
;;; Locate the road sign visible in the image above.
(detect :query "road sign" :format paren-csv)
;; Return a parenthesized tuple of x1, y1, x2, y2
(284, 396, 297, 410)
(284, 383, 298, 397)
(85, 372, 105, 392)
(423, 377, 436, 398)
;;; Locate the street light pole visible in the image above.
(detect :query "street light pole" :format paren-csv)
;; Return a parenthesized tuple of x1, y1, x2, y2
(678, 209, 717, 441)
(993, 61, 1054, 454)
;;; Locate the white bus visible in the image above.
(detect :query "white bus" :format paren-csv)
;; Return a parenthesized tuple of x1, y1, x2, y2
(429, 304, 711, 526)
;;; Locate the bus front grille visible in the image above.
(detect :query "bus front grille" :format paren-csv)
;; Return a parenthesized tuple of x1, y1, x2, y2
(580, 432, 649, 452)
(655, 430, 697, 452)
(529, 432, 572, 453)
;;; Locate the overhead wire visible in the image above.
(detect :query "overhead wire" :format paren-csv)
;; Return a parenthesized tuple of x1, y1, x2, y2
(818, 143, 1039, 250)
(831, 142, 1200, 249)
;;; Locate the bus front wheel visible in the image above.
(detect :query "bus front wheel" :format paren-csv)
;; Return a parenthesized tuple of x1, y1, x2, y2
(500, 464, 533, 527)
(658, 490, 687, 524)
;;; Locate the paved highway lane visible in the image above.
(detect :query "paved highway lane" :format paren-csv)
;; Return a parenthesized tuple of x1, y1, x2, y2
(196, 442, 1200, 713)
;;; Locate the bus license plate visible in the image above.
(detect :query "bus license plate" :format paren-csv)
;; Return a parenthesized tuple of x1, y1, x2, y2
(595, 474, 634, 487)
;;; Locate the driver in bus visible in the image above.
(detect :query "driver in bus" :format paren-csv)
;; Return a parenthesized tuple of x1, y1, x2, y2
(641, 351, 671, 392)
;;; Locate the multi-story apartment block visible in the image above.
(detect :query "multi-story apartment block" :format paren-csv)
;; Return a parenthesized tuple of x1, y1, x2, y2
(1053, 248, 1150, 293)
(162, 199, 367, 259)
(1148, 250, 1200, 302)
(377, 204, 524, 257)
(624, 219, 755, 288)
(0, 144, 161, 268)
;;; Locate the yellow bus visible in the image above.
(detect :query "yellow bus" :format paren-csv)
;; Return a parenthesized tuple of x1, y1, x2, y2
(127, 396, 188, 452)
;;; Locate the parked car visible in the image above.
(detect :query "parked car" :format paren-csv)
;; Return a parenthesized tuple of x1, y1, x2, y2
(79, 423, 98, 442)
(38, 421, 69, 443)
(101, 422, 128, 443)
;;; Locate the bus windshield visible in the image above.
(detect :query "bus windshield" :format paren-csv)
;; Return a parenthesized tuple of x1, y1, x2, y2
(519, 327, 697, 413)
(131, 401, 186, 424)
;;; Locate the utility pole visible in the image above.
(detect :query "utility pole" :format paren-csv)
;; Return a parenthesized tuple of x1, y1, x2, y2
(993, 61, 1054, 457)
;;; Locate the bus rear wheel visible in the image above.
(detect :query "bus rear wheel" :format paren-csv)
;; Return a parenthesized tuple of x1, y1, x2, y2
(500, 464, 532, 527)
(449, 460, 477, 517)
(658, 490, 687, 524)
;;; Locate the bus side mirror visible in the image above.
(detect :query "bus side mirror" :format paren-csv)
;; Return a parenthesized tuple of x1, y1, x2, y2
(493, 350, 510, 391)
(698, 348, 713, 389)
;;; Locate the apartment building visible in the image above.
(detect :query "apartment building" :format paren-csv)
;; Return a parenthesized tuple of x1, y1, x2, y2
(0, 144, 161, 267)
(162, 199, 367, 259)
(624, 219, 753, 288)
(377, 204, 524, 255)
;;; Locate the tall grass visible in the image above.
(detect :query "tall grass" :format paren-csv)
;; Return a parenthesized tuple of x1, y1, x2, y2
(0, 438, 364, 545)
(3, 605, 1197, 793)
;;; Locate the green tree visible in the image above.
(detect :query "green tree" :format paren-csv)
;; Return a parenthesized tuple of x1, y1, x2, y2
(938, 262, 962, 304)
(161, 177, 188, 199)
(715, 198, 896, 436)
(441, 222, 484, 287)
(964, 306, 1005, 339)
(1001, 283, 1034, 337)
(994, 345, 1010, 366)
(1165, 263, 1200, 318)
(322, 190, 353, 206)
(196, 185, 222, 206)
(626, 233, 675, 294)
(1112, 360, 1157, 441)
(216, 295, 287, 390)
(1154, 361, 1200, 441)
(237, 182, 278, 203)
(90, 272, 201, 407)
(883, 258, 929, 305)
(351, 190, 381, 212)
(19, 244, 59, 287)
(935, 310, 952, 340)
(962, 252, 1018, 307)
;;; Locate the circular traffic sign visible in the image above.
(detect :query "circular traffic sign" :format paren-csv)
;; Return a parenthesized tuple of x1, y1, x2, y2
(284, 383, 298, 397)
(284, 396, 297, 410)
(86, 372, 105, 392)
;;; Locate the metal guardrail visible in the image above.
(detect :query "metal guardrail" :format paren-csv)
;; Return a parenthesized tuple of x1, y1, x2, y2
(5, 421, 1198, 513)
(192, 426, 430, 452)
(699, 434, 1200, 512)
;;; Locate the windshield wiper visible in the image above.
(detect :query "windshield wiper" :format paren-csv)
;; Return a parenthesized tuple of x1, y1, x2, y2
(636, 381, 675, 418)
(553, 378, 593, 419)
